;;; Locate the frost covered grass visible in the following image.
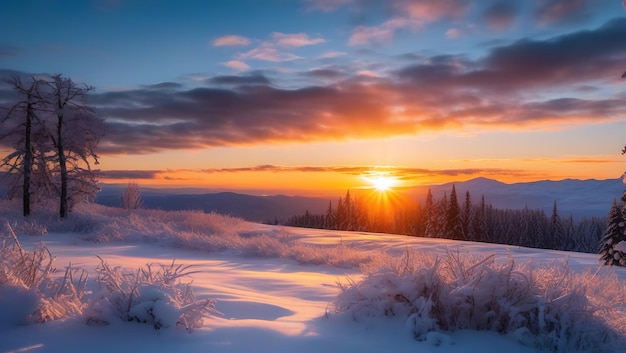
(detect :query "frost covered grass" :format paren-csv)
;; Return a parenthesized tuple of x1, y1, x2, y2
(0, 222, 217, 331)
(335, 250, 626, 353)
(0, 200, 375, 268)
(0, 223, 86, 326)
(87, 257, 217, 331)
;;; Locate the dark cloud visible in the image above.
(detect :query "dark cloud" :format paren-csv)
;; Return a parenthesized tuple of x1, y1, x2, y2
(206, 73, 272, 86)
(142, 82, 183, 90)
(302, 69, 345, 79)
(99, 170, 161, 179)
(398, 18, 626, 92)
(483, 2, 518, 30)
(534, 0, 592, 25)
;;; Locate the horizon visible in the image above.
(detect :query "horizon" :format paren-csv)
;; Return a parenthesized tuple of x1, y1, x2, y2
(99, 174, 625, 199)
(2, 1, 626, 194)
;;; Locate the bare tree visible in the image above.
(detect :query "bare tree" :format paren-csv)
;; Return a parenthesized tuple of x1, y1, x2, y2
(44, 74, 103, 217)
(0, 76, 46, 216)
(120, 181, 143, 210)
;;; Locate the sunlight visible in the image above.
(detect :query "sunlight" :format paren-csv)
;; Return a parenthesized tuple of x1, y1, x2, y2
(365, 174, 398, 192)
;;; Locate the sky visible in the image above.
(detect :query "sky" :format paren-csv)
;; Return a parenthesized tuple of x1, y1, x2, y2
(1, 0, 626, 196)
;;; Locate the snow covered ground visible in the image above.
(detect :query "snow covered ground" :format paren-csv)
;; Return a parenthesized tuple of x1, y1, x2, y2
(0, 203, 624, 353)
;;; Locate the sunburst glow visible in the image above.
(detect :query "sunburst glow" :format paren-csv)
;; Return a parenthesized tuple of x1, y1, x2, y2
(365, 174, 399, 192)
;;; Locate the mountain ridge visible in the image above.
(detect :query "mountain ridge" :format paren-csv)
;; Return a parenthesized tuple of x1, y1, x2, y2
(95, 177, 625, 221)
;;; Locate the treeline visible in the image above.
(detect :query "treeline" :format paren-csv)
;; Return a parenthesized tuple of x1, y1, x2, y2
(284, 185, 605, 254)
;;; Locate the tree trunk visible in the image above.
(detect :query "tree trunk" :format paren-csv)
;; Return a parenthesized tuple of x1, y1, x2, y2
(57, 112, 67, 218)
(22, 100, 33, 217)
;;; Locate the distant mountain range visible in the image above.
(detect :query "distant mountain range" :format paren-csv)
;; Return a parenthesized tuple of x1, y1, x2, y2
(96, 177, 626, 222)
(96, 187, 330, 222)
(406, 177, 625, 219)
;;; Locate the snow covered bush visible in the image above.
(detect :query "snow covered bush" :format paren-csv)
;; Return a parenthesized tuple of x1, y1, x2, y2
(87, 257, 217, 331)
(0, 223, 86, 325)
(335, 250, 626, 353)
(120, 181, 143, 210)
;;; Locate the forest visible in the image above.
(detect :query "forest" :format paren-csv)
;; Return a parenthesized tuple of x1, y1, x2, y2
(285, 185, 606, 254)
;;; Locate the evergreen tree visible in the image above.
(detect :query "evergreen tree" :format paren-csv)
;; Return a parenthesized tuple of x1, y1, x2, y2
(423, 189, 436, 237)
(446, 185, 463, 240)
(550, 201, 566, 250)
(472, 195, 486, 242)
(336, 197, 345, 230)
(342, 190, 353, 231)
(462, 190, 474, 240)
(599, 199, 626, 266)
(324, 201, 336, 229)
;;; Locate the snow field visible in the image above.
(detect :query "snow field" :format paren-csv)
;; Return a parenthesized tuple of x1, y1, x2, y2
(0, 201, 625, 353)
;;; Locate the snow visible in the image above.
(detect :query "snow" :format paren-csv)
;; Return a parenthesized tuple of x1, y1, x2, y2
(615, 241, 626, 254)
(1, 203, 625, 353)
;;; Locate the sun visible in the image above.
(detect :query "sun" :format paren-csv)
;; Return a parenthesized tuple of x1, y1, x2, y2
(366, 175, 398, 192)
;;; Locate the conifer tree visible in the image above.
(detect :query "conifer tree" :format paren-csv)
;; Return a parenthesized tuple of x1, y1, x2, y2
(423, 189, 436, 237)
(336, 197, 345, 230)
(462, 190, 473, 240)
(324, 201, 336, 229)
(599, 199, 626, 266)
(446, 185, 463, 240)
(472, 195, 486, 242)
(550, 201, 566, 250)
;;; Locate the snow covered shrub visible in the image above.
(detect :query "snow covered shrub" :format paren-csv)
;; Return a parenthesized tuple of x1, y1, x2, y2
(88, 257, 217, 331)
(334, 250, 626, 353)
(120, 181, 143, 210)
(0, 223, 86, 324)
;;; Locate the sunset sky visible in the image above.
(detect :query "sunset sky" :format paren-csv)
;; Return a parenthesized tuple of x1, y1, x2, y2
(1, 0, 626, 195)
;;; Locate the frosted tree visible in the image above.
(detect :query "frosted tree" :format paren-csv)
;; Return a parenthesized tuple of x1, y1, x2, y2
(44, 74, 103, 217)
(446, 185, 463, 240)
(0, 76, 47, 216)
(599, 199, 625, 266)
(120, 181, 143, 210)
(423, 189, 436, 237)
(461, 190, 474, 240)
(324, 201, 336, 229)
(549, 201, 566, 250)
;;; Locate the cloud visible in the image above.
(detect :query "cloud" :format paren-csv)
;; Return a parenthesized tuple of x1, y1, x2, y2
(141, 82, 183, 90)
(395, 0, 470, 22)
(483, 2, 518, 30)
(271, 32, 325, 47)
(99, 170, 161, 179)
(302, 68, 345, 80)
(397, 18, 626, 93)
(347, 0, 470, 46)
(534, 0, 592, 26)
(238, 46, 300, 62)
(207, 73, 272, 85)
(445, 28, 462, 39)
(100, 165, 532, 182)
(349, 18, 412, 46)
(222, 60, 251, 71)
(212, 35, 251, 47)
(21, 18, 623, 156)
(318, 51, 347, 59)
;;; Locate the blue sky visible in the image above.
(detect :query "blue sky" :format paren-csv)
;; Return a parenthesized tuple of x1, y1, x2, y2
(1, 0, 626, 193)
